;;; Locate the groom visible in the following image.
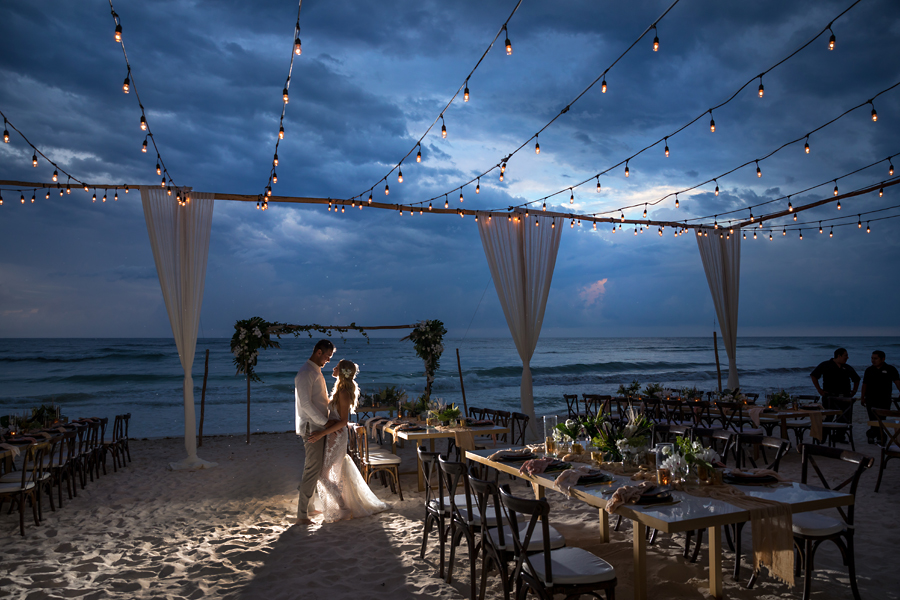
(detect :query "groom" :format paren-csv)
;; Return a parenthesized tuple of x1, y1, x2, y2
(295, 339, 337, 525)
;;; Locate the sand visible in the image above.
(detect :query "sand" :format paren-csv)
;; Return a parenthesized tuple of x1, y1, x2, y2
(1, 415, 897, 600)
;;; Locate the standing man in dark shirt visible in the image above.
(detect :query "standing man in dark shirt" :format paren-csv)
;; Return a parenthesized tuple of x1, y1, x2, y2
(810, 348, 860, 422)
(861, 350, 900, 444)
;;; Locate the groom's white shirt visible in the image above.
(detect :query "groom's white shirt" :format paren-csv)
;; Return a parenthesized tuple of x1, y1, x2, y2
(295, 359, 330, 435)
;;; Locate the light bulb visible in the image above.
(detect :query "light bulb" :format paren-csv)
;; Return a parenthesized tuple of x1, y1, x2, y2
(596, 178, 601, 193)
(328, 200, 332, 211)
(867, 222, 871, 233)
(625, 163, 630, 177)
(828, 31, 835, 50)
(819, 223, 823, 233)
(535, 139, 540, 154)
(124, 184, 128, 193)
(799, 231, 803, 240)
(265, 186, 271, 197)
(830, 228, 833, 238)
(416, 146, 421, 163)
(620, 212, 625, 222)
(871, 106, 878, 122)
(123, 76, 130, 93)
(754, 231, 757, 239)
(114, 191, 118, 201)
(273, 154, 279, 166)
(115, 24, 122, 43)
(384, 183, 389, 195)
(476, 179, 480, 193)
(368, 192, 373, 204)
(643, 205, 647, 218)
(428, 202, 432, 211)
(834, 182, 839, 196)
(715, 183, 719, 196)
(505, 34, 512, 55)
(32, 153, 38, 167)
(140, 115, 147, 131)
(159, 177, 165, 187)
(758, 81, 764, 98)
(45, 190, 49, 199)
(793, 213, 797, 221)
(525, 209, 529, 218)
(710, 114, 716, 133)
(501, 162, 506, 174)
(142, 137, 148, 153)
(66, 184, 71, 194)
(83, 184, 89, 192)
(279, 126, 284, 139)
(542, 202, 546, 211)
(675, 196, 679, 208)
(837, 200, 841, 210)
(782, 228, 786, 236)
(474, 213, 478, 222)
(92, 192, 96, 202)
(499, 172, 504, 182)
(156, 163, 162, 176)
(653, 35, 659, 52)
(756, 163, 762, 177)
(858, 217, 862, 228)
(464, 85, 469, 102)
(879, 187, 884, 197)
(889, 161, 894, 176)
(102, 192, 107, 202)
(570, 190, 574, 204)
(294, 37, 302, 55)
(593, 222, 597, 230)
(601, 78, 607, 93)
(749, 211, 753, 222)
(2, 128, 8, 143)
(459, 190, 464, 203)
(167, 186, 172, 196)
(398, 169, 403, 183)
(272, 172, 278, 184)
(571, 219, 574, 228)
(770, 233, 774, 240)
(283, 88, 289, 104)
(444, 197, 449, 209)
(805, 140, 810, 154)
(788, 200, 793, 211)
(441, 122, 447, 139)
(52, 170, 58, 182)
(664, 142, 669, 157)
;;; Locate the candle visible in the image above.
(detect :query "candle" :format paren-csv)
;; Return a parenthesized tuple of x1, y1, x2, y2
(657, 468, 671, 485)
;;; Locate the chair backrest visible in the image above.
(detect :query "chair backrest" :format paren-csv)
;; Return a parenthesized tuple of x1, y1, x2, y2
(122, 413, 131, 439)
(60, 431, 77, 465)
(714, 401, 745, 431)
(15, 442, 46, 490)
(111, 415, 125, 444)
(468, 470, 508, 551)
(873, 409, 900, 453)
(825, 396, 856, 422)
(355, 425, 373, 463)
(509, 412, 530, 446)
(690, 400, 714, 427)
(98, 417, 109, 445)
(582, 394, 603, 418)
(800, 443, 874, 526)
(438, 456, 473, 523)
(494, 410, 511, 426)
(563, 394, 580, 418)
(744, 392, 760, 402)
(662, 399, 686, 424)
(85, 420, 100, 450)
(731, 433, 789, 470)
(498, 484, 553, 587)
(44, 434, 66, 470)
(468, 406, 484, 419)
(417, 446, 445, 508)
(346, 425, 359, 464)
(482, 408, 498, 421)
(641, 397, 662, 421)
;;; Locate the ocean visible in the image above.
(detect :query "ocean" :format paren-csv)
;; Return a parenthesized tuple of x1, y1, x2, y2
(1, 336, 898, 438)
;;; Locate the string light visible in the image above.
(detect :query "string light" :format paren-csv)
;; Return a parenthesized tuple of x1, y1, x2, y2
(52, 170, 58, 182)
(140, 115, 147, 131)
(625, 161, 630, 177)
(441, 115, 447, 139)
(715, 180, 719, 196)
(570, 189, 574, 204)
(102, 192, 107, 202)
(273, 172, 278, 184)
(596, 177, 601, 193)
(501, 162, 506, 174)
(754, 230, 757, 239)
(830, 226, 834, 237)
(416, 145, 422, 163)
(837, 199, 841, 210)
(92, 192, 97, 203)
(115, 23, 122, 43)
(782, 227, 786, 236)
(867, 222, 871, 233)
(32, 153, 37, 167)
(156, 162, 162, 176)
(3, 119, 8, 143)
(384, 181, 389, 195)
(643, 204, 647, 218)
(593, 222, 597, 230)
(857, 215, 862, 228)
(709, 110, 716, 133)
(880, 187, 884, 197)
(758, 76, 764, 98)
(368, 191, 373, 204)
(273, 153, 279, 166)
(444, 195, 449, 209)
(828, 26, 835, 50)
(279, 126, 285, 140)
(459, 189, 464, 203)
(141, 137, 147, 153)
(675, 194, 679, 208)
(664, 137, 669, 157)
(799, 230, 803, 240)
(294, 30, 302, 55)
(770, 232, 773, 240)
(464, 79, 469, 102)
(652, 25, 659, 52)
(542, 202, 546, 211)
(804, 137, 810, 154)
(601, 75, 607, 94)
(282, 87, 290, 104)
(122, 74, 130, 93)
(476, 178, 480, 193)
(819, 222, 823, 233)
(124, 184, 128, 194)
(834, 181, 839, 196)
(890, 160, 895, 176)
(45, 190, 50, 200)
(756, 161, 762, 177)
(504, 24, 512, 55)
(114, 190, 118, 201)
(535, 136, 540, 155)
(398, 168, 403, 183)
(788, 200, 793, 212)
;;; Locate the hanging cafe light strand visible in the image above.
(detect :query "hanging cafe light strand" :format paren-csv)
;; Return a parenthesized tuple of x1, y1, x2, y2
(584, 79, 900, 221)
(260, 0, 304, 207)
(349, 0, 524, 204)
(406, 0, 683, 210)
(108, 0, 176, 189)
(501, 0, 865, 215)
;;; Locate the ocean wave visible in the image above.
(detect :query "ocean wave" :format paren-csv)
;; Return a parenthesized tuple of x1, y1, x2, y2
(471, 360, 710, 378)
(0, 352, 172, 364)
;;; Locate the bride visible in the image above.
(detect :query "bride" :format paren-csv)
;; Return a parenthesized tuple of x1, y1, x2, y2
(306, 359, 389, 523)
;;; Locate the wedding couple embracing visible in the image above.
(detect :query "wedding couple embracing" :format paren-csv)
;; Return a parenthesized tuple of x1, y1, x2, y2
(294, 339, 389, 525)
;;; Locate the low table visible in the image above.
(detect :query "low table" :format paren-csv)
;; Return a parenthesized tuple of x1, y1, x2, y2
(466, 446, 853, 600)
(353, 405, 396, 422)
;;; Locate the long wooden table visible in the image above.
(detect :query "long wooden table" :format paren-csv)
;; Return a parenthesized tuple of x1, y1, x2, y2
(466, 446, 853, 600)
(383, 423, 509, 491)
(757, 408, 841, 440)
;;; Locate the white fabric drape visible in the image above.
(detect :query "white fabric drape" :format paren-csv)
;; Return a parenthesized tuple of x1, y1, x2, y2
(141, 188, 217, 470)
(478, 215, 563, 430)
(696, 227, 741, 390)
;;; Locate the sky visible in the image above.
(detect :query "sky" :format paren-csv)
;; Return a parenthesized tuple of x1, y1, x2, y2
(0, 0, 899, 339)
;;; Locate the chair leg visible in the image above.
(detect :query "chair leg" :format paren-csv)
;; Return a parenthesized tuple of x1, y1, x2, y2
(19, 492, 26, 537)
(802, 539, 815, 600)
(732, 523, 744, 581)
(420, 515, 434, 560)
(875, 455, 885, 492)
(847, 536, 862, 600)
(690, 528, 704, 563)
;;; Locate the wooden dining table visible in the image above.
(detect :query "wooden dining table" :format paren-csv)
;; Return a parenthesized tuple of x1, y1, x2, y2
(755, 407, 841, 440)
(383, 422, 509, 491)
(466, 446, 853, 600)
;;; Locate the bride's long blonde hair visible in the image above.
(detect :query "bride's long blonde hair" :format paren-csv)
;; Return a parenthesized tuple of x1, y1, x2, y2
(330, 359, 360, 414)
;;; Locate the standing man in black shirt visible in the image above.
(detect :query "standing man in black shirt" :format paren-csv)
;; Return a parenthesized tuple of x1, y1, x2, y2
(810, 348, 860, 422)
(861, 350, 900, 444)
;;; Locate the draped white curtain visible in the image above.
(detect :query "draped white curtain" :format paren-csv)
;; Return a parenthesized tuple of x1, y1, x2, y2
(696, 227, 741, 390)
(141, 188, 217, 470)
(478, 215, 563, 430)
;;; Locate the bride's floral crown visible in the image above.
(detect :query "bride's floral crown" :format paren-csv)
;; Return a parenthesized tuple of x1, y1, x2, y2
(341, 366, 355, 379)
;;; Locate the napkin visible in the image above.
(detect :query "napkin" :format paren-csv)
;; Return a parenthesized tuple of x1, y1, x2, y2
(749, 407, 765, 427)
(488, 447, 533, 461)
(518, 457, 557, 477)
(808, 411, 823, 442)
(555, 465, 601, 497)
(0, 443, 21, 458)
(606, 481, 657, 514)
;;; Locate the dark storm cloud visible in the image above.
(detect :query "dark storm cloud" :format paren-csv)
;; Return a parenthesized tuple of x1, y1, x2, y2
(1, 0, 899, 338)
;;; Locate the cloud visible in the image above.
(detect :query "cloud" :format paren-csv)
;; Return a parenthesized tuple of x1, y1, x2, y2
(579, 278, 608, 307)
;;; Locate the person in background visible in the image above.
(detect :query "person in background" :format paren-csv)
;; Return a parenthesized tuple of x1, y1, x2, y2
(861, 350, 900, 444)
(810, 348, 860, 423)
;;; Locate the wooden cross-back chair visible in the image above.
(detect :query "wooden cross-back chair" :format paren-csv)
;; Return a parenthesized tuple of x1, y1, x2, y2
(873, 408, 900, 492)
(353, 425, 402, 500)
(0, 442, 46, 536)
(563, 394, 581, 419)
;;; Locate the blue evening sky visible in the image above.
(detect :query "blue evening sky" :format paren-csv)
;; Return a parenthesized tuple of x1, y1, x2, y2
(0, 0, 898, 339)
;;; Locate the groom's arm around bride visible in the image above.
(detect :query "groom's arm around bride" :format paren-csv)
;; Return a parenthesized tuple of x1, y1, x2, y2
(295, 340, 336, 524)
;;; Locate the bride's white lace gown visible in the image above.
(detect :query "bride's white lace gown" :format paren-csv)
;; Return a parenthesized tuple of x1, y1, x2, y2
(314, 407, 389, 523)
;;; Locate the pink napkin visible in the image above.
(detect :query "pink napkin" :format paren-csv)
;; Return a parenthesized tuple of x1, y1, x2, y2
(519, 457, 557, 477)
(606, 481, 656, 514)
(0, 443, 21, 458)
(749, 407, 764, 427)
(555, 465, 595, 497)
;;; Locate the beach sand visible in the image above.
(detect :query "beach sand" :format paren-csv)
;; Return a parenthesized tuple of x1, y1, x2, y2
(1, 417, 897, 600)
